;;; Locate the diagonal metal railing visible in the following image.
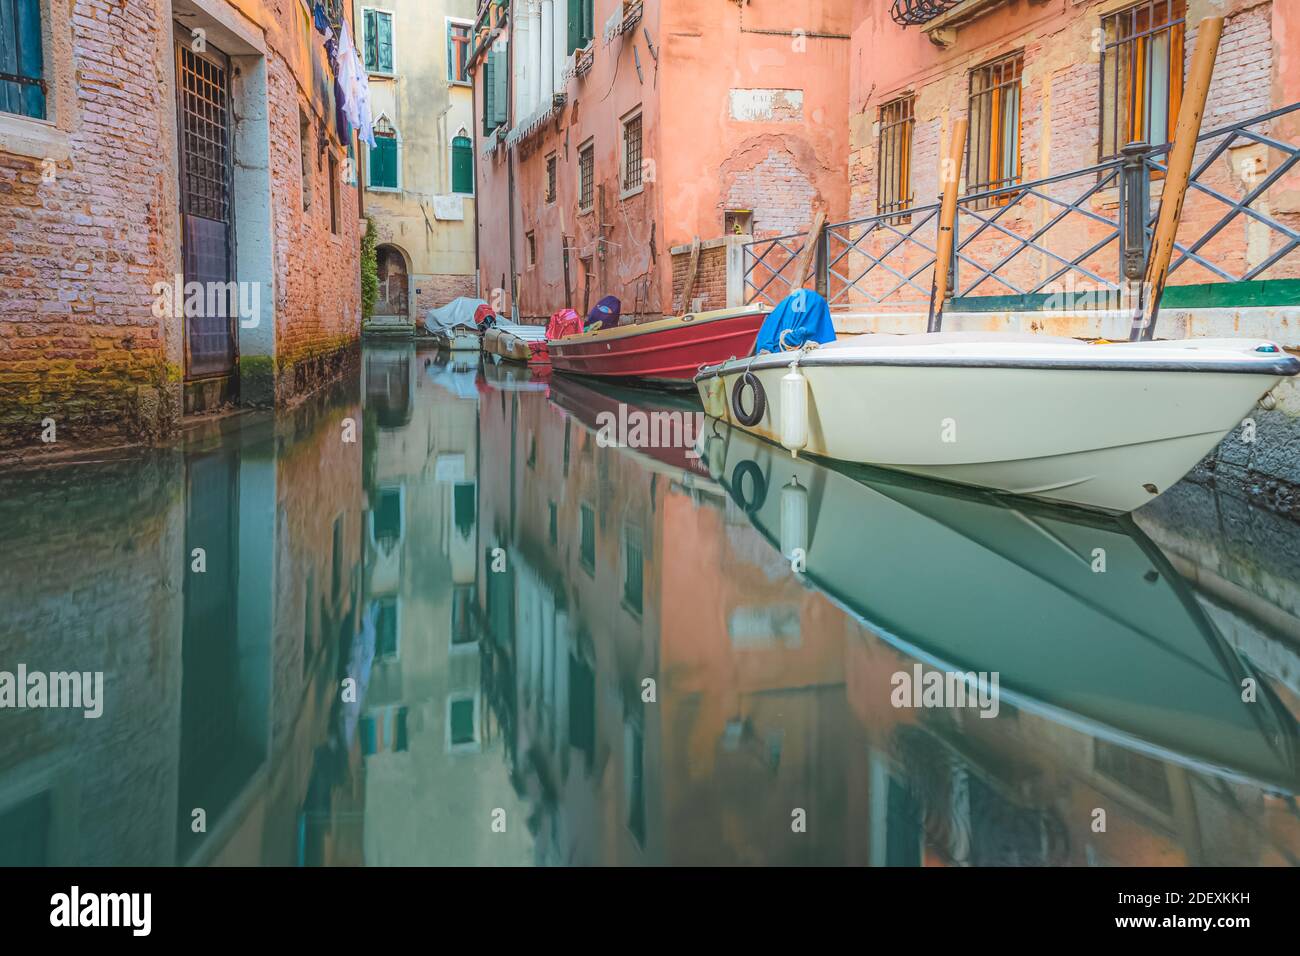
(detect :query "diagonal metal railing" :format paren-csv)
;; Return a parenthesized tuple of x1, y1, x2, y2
(1145, 101, 1300, 285)
(743, 101, 1300, 311)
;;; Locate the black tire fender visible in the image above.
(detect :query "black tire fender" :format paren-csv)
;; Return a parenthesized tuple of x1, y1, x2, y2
(731, 371, 766, 427)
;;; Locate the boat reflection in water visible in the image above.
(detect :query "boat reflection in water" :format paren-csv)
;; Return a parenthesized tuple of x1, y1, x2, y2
(478, 374, 1300, 865)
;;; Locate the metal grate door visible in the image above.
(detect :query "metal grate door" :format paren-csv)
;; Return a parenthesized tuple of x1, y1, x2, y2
(176, 34, 236, 378)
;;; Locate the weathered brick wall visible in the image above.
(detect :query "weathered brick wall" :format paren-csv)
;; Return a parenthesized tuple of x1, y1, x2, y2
(840, 0, 1292, 312)
(0, 6, 363, 452)
(671, 244, 727, 313)
(0, 0, 179, 451)
(266, 51, 362, 404)
(414, 273, 479, 318)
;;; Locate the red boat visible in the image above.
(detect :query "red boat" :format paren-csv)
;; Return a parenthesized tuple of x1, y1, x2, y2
(546, 306, 768, 386)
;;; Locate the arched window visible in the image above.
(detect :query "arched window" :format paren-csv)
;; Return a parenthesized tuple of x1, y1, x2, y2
(451, 131, 473, 195)
(368, 115, 399, 191)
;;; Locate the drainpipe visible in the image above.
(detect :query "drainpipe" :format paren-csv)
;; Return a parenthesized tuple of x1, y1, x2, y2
(506, 0, 520, 322)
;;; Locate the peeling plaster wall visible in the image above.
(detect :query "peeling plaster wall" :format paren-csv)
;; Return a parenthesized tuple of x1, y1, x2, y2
(473, 0, 850, 324)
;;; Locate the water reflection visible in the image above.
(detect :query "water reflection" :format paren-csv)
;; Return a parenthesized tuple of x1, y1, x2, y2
(1, 344, 1298, 866)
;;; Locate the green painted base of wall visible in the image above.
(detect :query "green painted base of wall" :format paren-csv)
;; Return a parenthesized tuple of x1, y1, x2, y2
(950, 278, 1300, 314)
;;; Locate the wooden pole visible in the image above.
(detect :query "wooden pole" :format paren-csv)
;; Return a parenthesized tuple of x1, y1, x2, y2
(562, 235, 573, 312)
(1130, 16, 1223, 342)
(678, 235, 701, 314)
(788, 209, 827, 294)
(928, 117, 967, 333)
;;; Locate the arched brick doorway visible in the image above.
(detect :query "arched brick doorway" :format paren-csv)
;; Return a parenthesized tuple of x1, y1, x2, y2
(374, 244, 410, 322)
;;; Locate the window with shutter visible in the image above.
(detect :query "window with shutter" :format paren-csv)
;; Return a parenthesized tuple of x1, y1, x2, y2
(369, 129, 398, 190)
(452, 135, 473, 194)
(482, 47, 508, 135)
(567, 0, 594, 55)
(491, 47, 507, 128)
(0, 0, 46, 119)
(363, 9, 394, 75)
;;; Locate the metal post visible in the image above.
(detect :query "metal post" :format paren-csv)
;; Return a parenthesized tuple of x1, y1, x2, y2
(815, 227, 829, 299)
(1119, 141, 1150, 282)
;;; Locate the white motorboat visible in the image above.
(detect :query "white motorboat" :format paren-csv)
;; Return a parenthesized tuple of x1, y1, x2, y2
(695, 331, 1300, 513)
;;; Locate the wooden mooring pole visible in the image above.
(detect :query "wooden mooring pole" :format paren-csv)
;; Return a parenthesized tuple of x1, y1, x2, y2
(928, 118, 967, 333)
(1129, 16, 1224, 342)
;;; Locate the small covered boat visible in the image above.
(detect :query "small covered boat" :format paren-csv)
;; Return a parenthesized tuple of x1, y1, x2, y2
(697, 329, 1299, 513)
(424, 296, 486, 352)
(484, 321, 549, 365)
(548, 305, 768, 387)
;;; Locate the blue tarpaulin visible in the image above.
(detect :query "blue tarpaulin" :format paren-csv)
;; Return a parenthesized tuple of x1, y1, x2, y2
(752, 289, 836, 355)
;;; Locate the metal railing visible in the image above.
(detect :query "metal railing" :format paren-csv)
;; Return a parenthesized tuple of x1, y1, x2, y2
(743, 102, 1300, 311)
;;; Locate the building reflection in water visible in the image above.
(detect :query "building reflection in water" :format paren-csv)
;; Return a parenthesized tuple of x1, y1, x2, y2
(475, 372, 1300, 867)
(1, 344, 1298, 866)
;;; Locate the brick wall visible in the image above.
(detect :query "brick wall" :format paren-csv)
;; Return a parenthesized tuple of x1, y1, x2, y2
(414, 273, 479, 319)
(838, 0, 1291, 312)
(265, 51, 362, 404)
(671, 243, 728, 313)
(0, 5, 362, 453)
(0, 0, 178, 451)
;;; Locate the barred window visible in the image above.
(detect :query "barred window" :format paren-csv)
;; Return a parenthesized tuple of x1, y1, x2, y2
(579, 140, 594, 212)
(877, 96, 914, 222)
(545, 152, 557, 204)
(1100, 0, 1185, 159)
(622, 111, 642, 192)
(967, 52, 1023, 207)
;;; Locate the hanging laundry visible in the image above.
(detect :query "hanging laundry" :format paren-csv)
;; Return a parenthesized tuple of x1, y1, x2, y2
(325, 36, 352, 142)
(335, 23, 375, 148)
(312, 1, 334, 40)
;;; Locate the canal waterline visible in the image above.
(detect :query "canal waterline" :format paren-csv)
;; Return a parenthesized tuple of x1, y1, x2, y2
(1, 343, 1298, 866)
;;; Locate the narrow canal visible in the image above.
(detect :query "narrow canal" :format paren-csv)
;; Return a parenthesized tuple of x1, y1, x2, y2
(2, 344, 1298, 866)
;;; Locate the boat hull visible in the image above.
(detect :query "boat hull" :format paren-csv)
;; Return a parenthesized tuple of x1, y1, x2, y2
(548, 306, 766, 385)
(696, 337, 1298, 512)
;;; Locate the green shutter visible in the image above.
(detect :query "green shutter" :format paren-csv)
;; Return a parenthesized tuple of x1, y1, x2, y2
(566, 0, 594, 54)
(482, 51, 496, 135)
(491, 48, 508, 127)
(363, 10, 378, 71)
(0, 0, 46, 119)
(377, 13, 393, 73)
(452, 136, 473, 194)
(370, 136, 397, 189)
(567, 0, 582, 54)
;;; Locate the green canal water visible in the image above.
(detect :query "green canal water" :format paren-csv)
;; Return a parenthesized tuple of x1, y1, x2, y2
(1, 343, 1298, 866)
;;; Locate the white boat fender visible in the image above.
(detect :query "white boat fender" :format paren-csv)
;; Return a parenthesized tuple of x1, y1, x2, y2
(780, 477, 808, 567)
(780, 358, 809, 457)
(703, 374, 727, 418)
